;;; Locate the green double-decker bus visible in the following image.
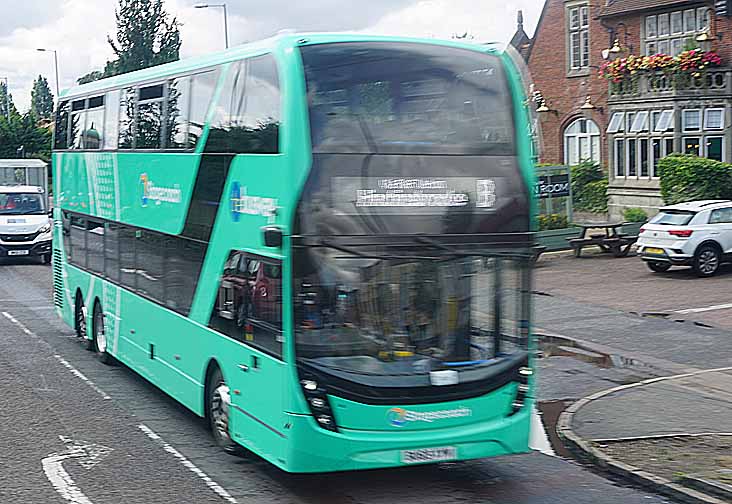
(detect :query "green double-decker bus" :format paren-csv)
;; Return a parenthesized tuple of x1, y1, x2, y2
(52, 33, 536, 472)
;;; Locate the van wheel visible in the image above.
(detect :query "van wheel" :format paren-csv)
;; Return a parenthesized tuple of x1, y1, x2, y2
(647, 261, 671, 273)
(207, 367, 240, 454)
(42, 253, 51, 264)
(92, 301, 114, 365)
(693, 245, 721, 278)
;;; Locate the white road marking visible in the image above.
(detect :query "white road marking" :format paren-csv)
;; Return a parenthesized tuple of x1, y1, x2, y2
(1, 311, 112, 400)
(529, 405, 555, 456)
(42, 436, 113, 504)
(675, 302, 732, 314)
(138, 424, 239, 504)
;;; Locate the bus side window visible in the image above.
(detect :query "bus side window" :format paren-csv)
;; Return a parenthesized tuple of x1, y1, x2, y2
(205, 54, 281, 154)
(104, 90, 121, 150)
(167, 76, 191, 149)
(84, 95, 105, 150)
(55, 101, 70, 150)
(70, 99, 87, 150)
(61, 211, 72, 260)
(188, 69, 220, 149)
(69, 215, 87, 268)
(136, 84, 165, 150)
(209, 250, 283, 358)
(119, 88, 137, 149)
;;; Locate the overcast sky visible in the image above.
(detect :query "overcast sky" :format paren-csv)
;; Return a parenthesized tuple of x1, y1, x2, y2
(0, 0, 543, 112)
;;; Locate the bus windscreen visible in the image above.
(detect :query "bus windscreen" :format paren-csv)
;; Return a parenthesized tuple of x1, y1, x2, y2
(301, 42, 516, 156)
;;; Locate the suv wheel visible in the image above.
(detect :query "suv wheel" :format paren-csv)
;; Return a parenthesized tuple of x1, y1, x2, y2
(693, 244, 721, 278)
(647, 261, 671, 273)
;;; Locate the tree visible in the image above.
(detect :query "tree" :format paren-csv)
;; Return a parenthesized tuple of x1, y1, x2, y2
(31, 75, 55, 120)
(0, 81, 18, 119)
(0, 113, 52, 161)
(107, 0, 181, 76)
(76, 0, 181, 83)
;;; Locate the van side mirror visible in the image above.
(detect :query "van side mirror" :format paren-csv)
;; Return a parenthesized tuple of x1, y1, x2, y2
(262, 226, 283, 248)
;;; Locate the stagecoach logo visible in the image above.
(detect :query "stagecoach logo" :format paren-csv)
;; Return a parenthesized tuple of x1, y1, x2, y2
(386, 407, 472, 427)
(230, 181, 278, 222)
(139, 173, 182, 207)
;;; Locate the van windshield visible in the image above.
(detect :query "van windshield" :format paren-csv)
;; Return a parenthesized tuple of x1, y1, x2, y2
(650, 211, 695, 226)
(0, 193, 46, 215)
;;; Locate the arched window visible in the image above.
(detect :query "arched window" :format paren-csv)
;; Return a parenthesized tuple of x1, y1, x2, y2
(564, 118, 601, 165)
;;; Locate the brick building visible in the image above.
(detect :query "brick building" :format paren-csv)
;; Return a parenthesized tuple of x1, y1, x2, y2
(513, 0, 732, 219)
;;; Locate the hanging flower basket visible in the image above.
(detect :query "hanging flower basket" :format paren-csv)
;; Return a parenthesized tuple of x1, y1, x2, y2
(599, 50, 722, 83)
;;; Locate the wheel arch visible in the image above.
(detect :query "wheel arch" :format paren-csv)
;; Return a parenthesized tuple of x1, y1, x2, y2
(203, 358, 223, 420)
(696, 239, 723, 255)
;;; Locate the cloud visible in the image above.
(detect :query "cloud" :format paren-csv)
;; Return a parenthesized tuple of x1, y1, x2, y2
(0, 0, 542, 112)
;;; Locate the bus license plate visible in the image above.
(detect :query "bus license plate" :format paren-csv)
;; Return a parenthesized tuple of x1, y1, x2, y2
(8, 250, 29, 256)
(401, 446, 457, 464)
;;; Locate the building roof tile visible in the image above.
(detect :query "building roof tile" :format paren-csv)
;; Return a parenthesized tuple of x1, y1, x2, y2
(600, 0, 702, 17)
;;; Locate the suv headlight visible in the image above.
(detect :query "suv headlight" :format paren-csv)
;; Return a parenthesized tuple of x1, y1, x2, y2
(38, 223, 52, 235)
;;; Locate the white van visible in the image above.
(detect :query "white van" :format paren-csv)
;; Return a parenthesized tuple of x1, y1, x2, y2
(0, 185, 53, 263)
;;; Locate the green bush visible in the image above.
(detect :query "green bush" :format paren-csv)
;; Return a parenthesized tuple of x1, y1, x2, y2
(571, 161, 609, 213)
(658, 154, 732, 205)
(537, 213, 569, 231)
(623, 207, 647, 222)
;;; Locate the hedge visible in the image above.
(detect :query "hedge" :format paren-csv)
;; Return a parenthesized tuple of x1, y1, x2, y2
(658, 154, 732, 205)
(571, 161, 608, 213)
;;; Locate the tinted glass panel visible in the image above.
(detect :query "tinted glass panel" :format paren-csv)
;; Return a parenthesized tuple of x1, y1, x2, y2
(70, 111, 86, 149)
(104, 223, 120, 282)
(650, 211, 695, 225)
(210, 250, 283, 357)
(70, 216, 86, 268)
(62, 211, 72, 259)
(139, 84, 164, 101)
(104, 90, 120, 150)
(119, 227, 136, 289)
(136, 231, 164, 301)
(119, 88, 136, 149)
(189, 70, 220, 148)
(55, 101, 70, 150)
(301, 42, 515, 155)
(84, 107, 104, 150)
(167, 77, 191, 149)
(71, 100, 85, 112)
(87, 220, 104, 274)
(136, 101, 163, 149)
(165, 238, 204, 313)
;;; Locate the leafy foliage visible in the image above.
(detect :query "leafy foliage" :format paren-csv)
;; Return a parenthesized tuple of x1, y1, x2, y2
(0, 113, 52, 162)
(31, 75, 54, 120)
(623, 207, 647, 223)
(538, 213, 569, 231)
(0, 81, 18, 119)
(658, 154, 732, 205)
(77, 0, 181, 83)
(571, 161, 608, 213)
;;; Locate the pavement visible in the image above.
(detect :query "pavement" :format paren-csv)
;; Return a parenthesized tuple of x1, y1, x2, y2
(0, 258, 672, 504)
(534, 252, 732, 503)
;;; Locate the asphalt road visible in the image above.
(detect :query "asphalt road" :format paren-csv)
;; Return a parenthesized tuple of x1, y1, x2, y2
(0, 258, 669, 504)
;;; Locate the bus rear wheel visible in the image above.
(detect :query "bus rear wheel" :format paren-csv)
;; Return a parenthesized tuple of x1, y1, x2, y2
(92, 301, 114, 365)
(207, 367, 240, 454)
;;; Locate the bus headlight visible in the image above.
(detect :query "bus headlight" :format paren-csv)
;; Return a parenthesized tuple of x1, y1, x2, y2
(300, 375, 339, 432)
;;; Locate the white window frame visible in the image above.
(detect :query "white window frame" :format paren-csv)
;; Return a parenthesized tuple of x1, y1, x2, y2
(614, 138, 625, 177)
(630, 111, 649, 133)
(651, 138, 662, 178)
(655, 110, 674, 132)
(626, 112, 636, 132)
(607, 112, 625, 134)
(682, 109, 702, 132)
(704, 108, 725, 130)
(646, 8, 708, 56)
(705, 136, 725, 162)
(567, 3, 590, 70)
(627, 138, 638, 178)
(563, 118, 601, 165)
(639, 137, 650, 178)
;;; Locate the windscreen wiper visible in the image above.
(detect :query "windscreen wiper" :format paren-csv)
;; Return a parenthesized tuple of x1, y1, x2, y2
(413, 236, 535, 260)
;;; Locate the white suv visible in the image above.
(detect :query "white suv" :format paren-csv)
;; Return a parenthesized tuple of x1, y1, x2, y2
(637, 200, 732, 277)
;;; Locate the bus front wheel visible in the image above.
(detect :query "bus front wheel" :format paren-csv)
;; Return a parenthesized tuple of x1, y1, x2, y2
(92, 301, 114, 365)
(207, 367, 240, 455)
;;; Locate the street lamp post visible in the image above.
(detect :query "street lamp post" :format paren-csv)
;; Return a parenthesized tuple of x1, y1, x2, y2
(194, 3, 229, 49)
(0, 77, 9, 121)
(36, 48, 60, 100)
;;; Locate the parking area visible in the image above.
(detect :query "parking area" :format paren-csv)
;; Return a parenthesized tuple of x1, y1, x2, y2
(535, 250, 732, 330)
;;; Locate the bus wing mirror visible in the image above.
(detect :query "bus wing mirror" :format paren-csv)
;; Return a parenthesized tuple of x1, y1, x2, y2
(262, 226, 284, 248)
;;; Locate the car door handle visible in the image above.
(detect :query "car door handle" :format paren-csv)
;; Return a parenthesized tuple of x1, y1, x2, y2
(238, 364, 249, 372)
(710, 231, 720, 235)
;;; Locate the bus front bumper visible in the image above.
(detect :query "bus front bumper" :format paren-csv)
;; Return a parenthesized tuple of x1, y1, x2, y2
(283, 402, 532, 473)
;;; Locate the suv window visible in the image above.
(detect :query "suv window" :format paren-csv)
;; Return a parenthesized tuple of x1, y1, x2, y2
(649, 211, 696, 226)
(709, 207, 732, 224)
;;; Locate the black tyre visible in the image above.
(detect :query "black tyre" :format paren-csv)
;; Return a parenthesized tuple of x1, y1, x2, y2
(206, 367, 240, 454)
(646, 261, 671, 273)
(74, 293, 88, 341)
(693, 244, 721, 278)
(41, 253, 51, 264)
(92, 301, 114, 365)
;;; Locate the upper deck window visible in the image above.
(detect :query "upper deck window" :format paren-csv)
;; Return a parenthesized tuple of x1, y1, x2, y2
(301, 42, 515, 155)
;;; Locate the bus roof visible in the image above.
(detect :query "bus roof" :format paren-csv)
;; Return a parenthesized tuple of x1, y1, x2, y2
(61, 33, 500, 100)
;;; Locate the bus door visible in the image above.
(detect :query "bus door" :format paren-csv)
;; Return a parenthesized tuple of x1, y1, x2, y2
(214, 254, 287, 462)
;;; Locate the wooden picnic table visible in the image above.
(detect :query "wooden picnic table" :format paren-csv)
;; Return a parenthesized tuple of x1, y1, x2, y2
(567, 222, 638, 258)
